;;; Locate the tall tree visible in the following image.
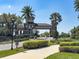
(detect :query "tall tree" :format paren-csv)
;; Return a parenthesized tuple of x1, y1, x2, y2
(0, 13, 22, 50)
(74, 0, 79, 12)
(21, 6, 35, 23)
(71, 26, 79, 39)
(59, 32, 70, 38)
(50, 12, 62, 39)
(40, 32, 50, 37)
(16, 16, 22, 24)
(0, 13, 22, 35)
(21, 6, 35, 38)
(74, 0, 79, 18)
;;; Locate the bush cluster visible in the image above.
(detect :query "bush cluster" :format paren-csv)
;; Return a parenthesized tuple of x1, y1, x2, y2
(50, 39, 72, 44)
(60, 42, 79, 46)
(59, 46, 79, 53)
(23, 40, 49, 49)
(50, 40, 59, 44)
(19, 38, 29, 41)
(58, 39, 72, 42)
(59, 42, 79, 53)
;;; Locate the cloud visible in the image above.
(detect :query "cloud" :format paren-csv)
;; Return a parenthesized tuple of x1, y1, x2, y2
(0, 13, 2, 15)
(8, 5, 12, 9)
(0, 5, 12, 9)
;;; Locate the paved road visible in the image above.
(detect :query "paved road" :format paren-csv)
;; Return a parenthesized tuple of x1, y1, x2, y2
(1, 45, 59, 59)
(0, 42, 23, 51)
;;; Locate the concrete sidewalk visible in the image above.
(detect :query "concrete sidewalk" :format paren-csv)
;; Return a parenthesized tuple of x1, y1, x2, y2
(1, 45, 59, 59)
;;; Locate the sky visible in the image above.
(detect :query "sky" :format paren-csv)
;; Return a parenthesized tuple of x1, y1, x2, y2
(0, 0, 79, 34)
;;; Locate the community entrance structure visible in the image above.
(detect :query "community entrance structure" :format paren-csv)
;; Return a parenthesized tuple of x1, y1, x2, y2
(17, 18, 53, 38)
(0, 17, 54, 39)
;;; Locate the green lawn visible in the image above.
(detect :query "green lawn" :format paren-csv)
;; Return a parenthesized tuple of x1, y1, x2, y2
(0, 47, 26, 58)
(45, 52, 79, 59)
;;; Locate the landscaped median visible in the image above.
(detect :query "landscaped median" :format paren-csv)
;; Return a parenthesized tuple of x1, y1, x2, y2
(59, 42, 79, 53)
(45, 41, 79, 59)
(23, 40, 50, 49)
(50, 38, 73, 44)
(60, 42, 79, 46)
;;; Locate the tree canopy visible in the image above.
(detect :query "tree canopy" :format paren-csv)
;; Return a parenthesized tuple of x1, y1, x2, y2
(0, 13, 22, 36)
(40, 32, 50, 37)
(59, 32, 70, 38)
(74, 0, 79, 12)
(21, 6, 35, 23)
(71, 26, 79, 39)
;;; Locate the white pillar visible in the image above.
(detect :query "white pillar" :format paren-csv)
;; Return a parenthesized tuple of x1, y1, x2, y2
(22, 30, 23, 34)
(18, 30, 20, 35)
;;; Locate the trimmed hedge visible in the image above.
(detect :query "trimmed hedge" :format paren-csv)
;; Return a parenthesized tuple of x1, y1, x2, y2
(23, 40, 49, 49)
(50, 39, 72, 44)
(19, 38, 29, 41)
(60, 42, 79, 46)
(59, 42, 79, 53)
(50, 40, 59, 44)
(59, 46, 79, 53)
(58, 39, 72, 42)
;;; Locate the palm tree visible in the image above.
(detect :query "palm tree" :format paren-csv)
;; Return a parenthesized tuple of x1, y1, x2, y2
(50, 12, 62, 23)
(74, 0, 79, 11)
(0, 13, 22, 50)
(21, 6, 35, 23)
(50, 12, 62, 29)
(50, 12, 62, 39)
(16, 16, 22, 24)
(2, 13, 8, 23)
(74, 0, 79, 18)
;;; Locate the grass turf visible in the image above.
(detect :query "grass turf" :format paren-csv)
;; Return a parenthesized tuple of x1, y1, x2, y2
(45, 52, 79, 59)
(0, 47, 26, 58)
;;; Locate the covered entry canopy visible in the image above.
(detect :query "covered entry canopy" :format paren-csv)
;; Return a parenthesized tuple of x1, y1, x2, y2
(35, 23, 51, 29)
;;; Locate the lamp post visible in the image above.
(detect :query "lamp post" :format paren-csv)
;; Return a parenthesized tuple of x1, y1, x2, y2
(11, 19, 15, 50)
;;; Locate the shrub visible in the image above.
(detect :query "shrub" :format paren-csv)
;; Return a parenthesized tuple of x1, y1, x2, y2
(58, 39, 72, 42)
(50, 40, 59, 44)
(60, 42, 79, 46)
(23, 40, 49, 49)
(19, 38, 29, 41)
(50, 39, 72, 44)
(58, 38, 73, 42)
(59, 46, 79, 53)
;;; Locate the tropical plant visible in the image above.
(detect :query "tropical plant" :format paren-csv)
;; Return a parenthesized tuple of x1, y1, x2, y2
(74, 0, 79, 12)
(21, 6, 35, 23)
(50, 12, 62, 39)
(0, 13, 22, 28)
(16, 16, 22, 24)
(74, 0, 79, 18)
(0, 13, 22, 50)
(50, 12, 62, 23)
(71, 26, 79, 39)
(40, 32, 50, 37)
(59, 32, 70, 38)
